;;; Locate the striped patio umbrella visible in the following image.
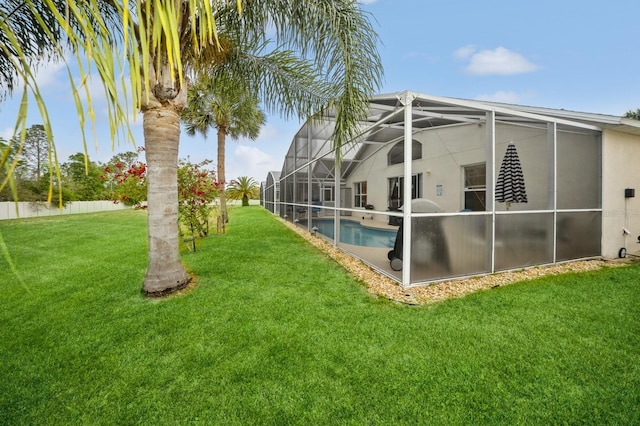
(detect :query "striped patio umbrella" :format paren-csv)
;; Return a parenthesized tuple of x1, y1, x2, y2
(495, 142, 527, 210)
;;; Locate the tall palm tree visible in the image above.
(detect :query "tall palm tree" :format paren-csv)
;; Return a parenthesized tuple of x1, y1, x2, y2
(181, 72, 265, 233)
(138, 1, 381, 296)
(227, 176, 259, 207)
(2, 0, 383, 296)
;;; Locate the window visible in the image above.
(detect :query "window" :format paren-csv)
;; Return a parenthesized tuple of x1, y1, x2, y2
(463, 163, 486, 211)
(354, 181, 367, 207)
(387, 140, 422, 165)
(388, 174, 422, 208)
(323, 186, 333, 202)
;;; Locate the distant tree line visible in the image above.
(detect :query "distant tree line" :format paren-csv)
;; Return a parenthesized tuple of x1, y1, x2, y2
(0, 124, 141, 204)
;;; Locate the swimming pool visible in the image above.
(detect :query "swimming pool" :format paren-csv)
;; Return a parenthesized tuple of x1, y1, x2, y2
(312, 219, 397, 248)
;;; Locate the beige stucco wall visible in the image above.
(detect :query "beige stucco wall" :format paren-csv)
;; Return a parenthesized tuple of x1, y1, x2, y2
(346, 122, 563, 219)
(346, 123, 488, 219)
(556, 130, 601, 210)
(601, 129, 640, 258)
(345, 121, 613, 261)
(346, 122, 636, 260)
(420, 124, 486, 212)
(494, 124, 550, 211)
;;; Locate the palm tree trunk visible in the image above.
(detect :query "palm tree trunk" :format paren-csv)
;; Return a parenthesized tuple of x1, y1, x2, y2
(217, 128, 227, 233)
(142, 108, 191, 296)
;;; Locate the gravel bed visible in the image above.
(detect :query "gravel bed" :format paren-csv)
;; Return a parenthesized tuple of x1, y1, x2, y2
(281, 218, 634, 305)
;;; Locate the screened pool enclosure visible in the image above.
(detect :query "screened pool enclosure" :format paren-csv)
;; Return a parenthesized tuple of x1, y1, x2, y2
(260, 171, 280, 215)
(268, 91, 605, 287)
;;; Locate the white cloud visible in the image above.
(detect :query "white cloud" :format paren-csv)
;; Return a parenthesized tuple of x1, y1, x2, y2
(228, 144, 281, 182)
(457, 46, 539, 75)
(76, 73, 109, 104)
(1, 127, 14, 141)
(453, 45, 476, 60)
(224, 120, 301, 181)
(77, 71, 138, 110)
(127, 112, 143, 126)
(256, 122, 284, 142)
(6, 57, 68, 95)
(33, 59, 68, 89)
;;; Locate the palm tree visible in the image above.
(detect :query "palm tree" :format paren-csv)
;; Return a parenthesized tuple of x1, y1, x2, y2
(181, 72, 265, 233)
(2, 1, 383, 296)
(624, 109, 640, 120)
(137, 2, 381, 296)
(227, 176, 259, 207)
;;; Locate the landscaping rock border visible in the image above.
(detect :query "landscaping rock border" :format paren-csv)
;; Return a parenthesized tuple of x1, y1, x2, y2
(281, 218, 635, 305)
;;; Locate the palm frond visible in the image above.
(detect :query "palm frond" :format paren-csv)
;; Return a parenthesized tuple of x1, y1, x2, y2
(214, 0, 383, 160)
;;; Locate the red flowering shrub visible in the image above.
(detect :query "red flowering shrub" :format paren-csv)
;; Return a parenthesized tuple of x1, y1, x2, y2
(103, 155, 218, 251)
(101, 161, 148, 207)
(177, 159, 219, 251)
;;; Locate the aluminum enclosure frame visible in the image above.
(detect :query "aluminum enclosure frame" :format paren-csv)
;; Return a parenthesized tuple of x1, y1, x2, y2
(275, 91, 615, 287)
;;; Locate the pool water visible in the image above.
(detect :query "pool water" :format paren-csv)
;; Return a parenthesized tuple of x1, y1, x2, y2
(312, 219, 397, 248)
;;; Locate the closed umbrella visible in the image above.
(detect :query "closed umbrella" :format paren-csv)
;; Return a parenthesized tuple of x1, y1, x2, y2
(495, 142, 527, 210)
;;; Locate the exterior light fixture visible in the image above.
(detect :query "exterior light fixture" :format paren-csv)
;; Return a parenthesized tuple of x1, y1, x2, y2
(311, 226, 318, 237)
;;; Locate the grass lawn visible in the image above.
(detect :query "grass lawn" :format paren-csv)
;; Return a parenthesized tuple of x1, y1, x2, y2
(0, 206, 639, 425)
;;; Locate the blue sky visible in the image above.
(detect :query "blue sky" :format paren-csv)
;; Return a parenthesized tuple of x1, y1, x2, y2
(1, 0, 638, 183)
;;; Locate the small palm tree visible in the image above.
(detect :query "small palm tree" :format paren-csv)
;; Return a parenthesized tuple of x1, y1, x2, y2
(227, 176, 259, 207)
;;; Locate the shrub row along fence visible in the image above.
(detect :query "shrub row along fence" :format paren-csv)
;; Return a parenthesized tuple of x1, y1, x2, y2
(0, 201, 130, 221)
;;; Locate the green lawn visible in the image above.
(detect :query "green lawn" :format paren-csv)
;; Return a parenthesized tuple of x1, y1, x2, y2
(0, 207, 639, 425)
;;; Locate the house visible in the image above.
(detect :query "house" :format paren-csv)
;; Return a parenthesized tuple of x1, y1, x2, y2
(265, 91, 640, 287)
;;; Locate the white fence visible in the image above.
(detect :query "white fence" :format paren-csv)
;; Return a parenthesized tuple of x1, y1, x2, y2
(0, 199, 262, 221)
(0, 201, 130, 221)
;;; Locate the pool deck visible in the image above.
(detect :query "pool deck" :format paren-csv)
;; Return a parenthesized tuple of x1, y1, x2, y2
(295, 215, 402, 281)
(340, 243, 401, 280)
(295, 215, 454, 284)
